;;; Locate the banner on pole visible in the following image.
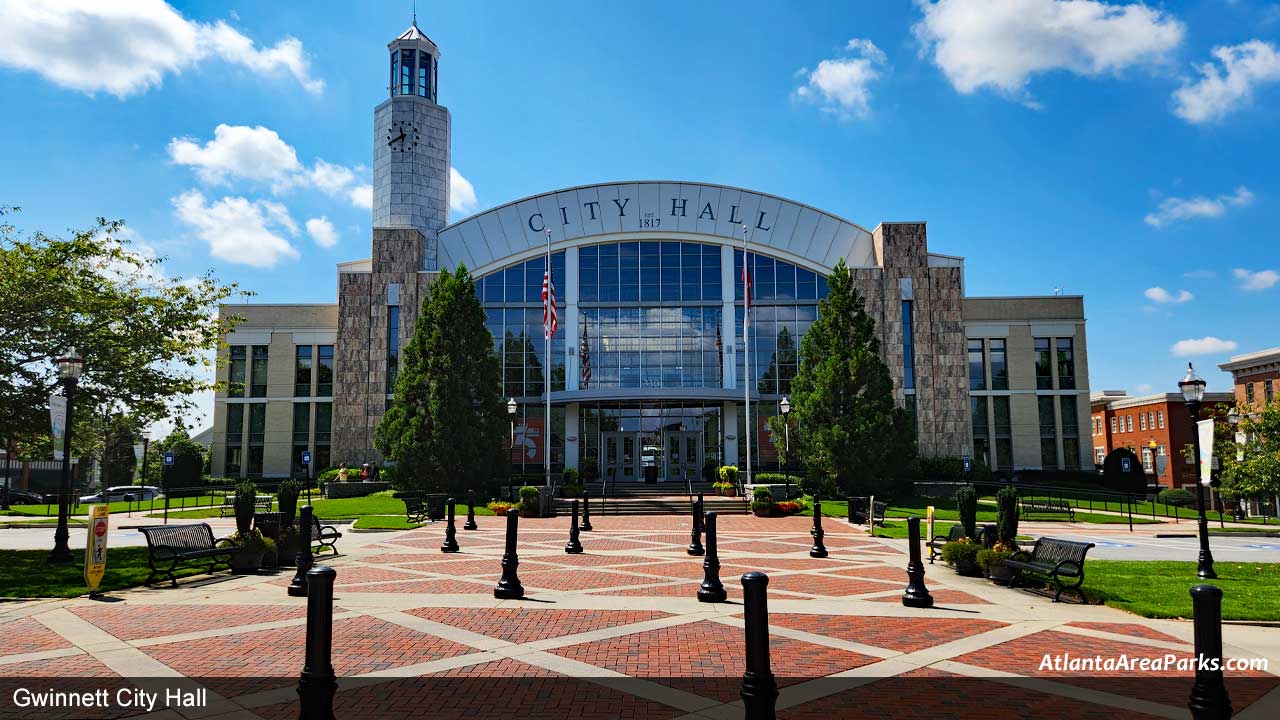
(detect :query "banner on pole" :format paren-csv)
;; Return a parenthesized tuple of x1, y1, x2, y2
(49, 392, 67, 461)
(1196, 418, 1215, 486)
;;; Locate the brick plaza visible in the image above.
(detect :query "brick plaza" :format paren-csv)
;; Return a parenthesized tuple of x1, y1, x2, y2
(2, 515, 1278, 719)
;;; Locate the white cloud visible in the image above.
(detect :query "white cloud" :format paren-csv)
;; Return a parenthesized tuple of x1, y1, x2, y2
(1171, 336, 1238, 357)
(794, 38, 888, 119)
(1183, 269, 1216, 279)
(306, 159, 358, 196)
(349, 184, 373, 210)
(0, 1, 323, 97)
(1135, 383, 1153, 394)
(168, 124, 300, 185)
(1233, 268, 1280, 291)
(305, 216, 339, 248)
(1144, 186, 1253, 228)
(172, 190, 300, 268)
(1173, 40, 1280, 123)
(913, 0, 1184, 103)
(449, 167, 478, 214)
(1143, 286, 1193, 304)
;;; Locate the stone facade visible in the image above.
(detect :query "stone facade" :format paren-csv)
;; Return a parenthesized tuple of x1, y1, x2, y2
(372, 97, 450, 270)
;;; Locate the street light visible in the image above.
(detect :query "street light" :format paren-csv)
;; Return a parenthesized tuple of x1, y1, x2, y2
(507, 398, 517, 502)
(1147, 439, 1159, 485)
(779, 397, 791, 499)
(1178, 362, 1216, 579)
(49, 348, 83, 564)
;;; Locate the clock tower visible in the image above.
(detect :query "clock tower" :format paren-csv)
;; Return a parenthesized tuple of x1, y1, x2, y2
(372, 20, 450, 271)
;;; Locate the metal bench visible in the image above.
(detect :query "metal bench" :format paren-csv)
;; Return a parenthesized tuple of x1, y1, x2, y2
(1006, 536, 1095, 603)
(424, 494, 448, 521)
(139, 523, 234, 586)
(1019, 499, 1076, 522)
(218, 495, 274, 518)
(846, 497, 887, 527)
(404, 495, 428, 524)
(310, 515, 342, 554)
(927, 524, 966, 564)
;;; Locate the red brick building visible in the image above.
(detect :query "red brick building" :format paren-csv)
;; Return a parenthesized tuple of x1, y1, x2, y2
(1089, 390, 1234, 488)
(1219, 348, 1280, 409)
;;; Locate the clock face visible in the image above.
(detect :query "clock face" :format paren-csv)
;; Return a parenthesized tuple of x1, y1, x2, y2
(385, 120, 422, 152)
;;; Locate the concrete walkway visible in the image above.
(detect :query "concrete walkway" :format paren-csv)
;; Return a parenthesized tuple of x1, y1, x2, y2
(1, 515, 1277, 719)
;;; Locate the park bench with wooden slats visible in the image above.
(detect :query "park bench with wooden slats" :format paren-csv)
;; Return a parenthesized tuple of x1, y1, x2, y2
(139, 523, 234, 586)
(1005, 536, 1095, 603)
(1018, 498, 1076, 522)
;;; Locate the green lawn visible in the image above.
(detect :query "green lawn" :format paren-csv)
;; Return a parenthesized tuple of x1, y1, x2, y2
(4, 492, 235, 517)
(0, 548, 213, 598)
(1013, 494, 1278, 526)
(153, 495, 495, 521)
(1081, 561, 1280, 621)
(801, 498, 1159, 525)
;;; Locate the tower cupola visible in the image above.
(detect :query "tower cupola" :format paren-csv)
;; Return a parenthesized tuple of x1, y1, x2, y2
(389, 20, 439, 102)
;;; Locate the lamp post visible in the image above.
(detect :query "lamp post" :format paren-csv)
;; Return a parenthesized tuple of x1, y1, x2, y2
(139, 429, 152, 487)
(779, 396, 791, 500)
(49, 348, 83, 564)
(1179, 362, 1216, 580)
(507, 398, 517, 503)
(1, 437, 13, 511)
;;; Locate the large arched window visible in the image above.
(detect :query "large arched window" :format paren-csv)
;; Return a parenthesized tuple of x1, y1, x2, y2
(476, 252, 566, 397)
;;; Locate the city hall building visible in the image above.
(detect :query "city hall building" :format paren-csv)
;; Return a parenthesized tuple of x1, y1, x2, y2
(209, 23, 1093, 482)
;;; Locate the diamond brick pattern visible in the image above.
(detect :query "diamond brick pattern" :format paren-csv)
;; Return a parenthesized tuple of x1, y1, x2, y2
(0, 618, 71, 656)
(770, 614, 1007, 653)
(404, 608, 671, 644)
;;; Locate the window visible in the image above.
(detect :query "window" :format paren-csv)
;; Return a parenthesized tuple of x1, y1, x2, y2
(1060, 396, 1079, 469)
(1095, 447, 1106, 464)
(247, 446, 263, 476)
(250, 346, 268, 397)
(387, 306, 401, 393)
(317, 345, 334, 397)
(902, 301, 915, 390)
(1110, 416, 1117, 434)
(1056, 338, 1075, 390)
(226, 404, 244, 444)
(315, 403, 332, 443)
(224, 446, 242, 478)
(248, 404, 266, 444)
(292, 403, 310, 443)
(993, 396, 1012, 470)
(228, 346, 246, 398)
(989, 338, 1008, 390)
(972, 396, 990, 468)
(1247, 383, 1255, 404)
(968, 338, 986, 391)
(1267, 379, 1275, 403)
(295, 346, 312, 397)
(1034, 338, 1053, 389)
(1126, 415, 1133, 432)
(417, 51, 431, 97)
(1039, 396, 1058, 469)
(1140, 412, 1147, 431)
(1157, 409, 1164, 429)
(292, 444, 310, 478)
(399, 49, 414, 95)
(1143, 448, 1154, 472)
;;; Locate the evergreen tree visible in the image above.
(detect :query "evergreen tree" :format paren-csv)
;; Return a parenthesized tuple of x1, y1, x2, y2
(375, 266, 505, 495)
(101, 416, 138, 486)
(789, 259, 916, 492)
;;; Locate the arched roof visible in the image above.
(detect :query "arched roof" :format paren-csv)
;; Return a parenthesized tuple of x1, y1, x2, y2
(438, 181, 876, 276)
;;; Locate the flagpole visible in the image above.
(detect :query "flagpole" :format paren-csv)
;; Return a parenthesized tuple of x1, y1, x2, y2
(742, 223, 752, 490)
(545, 227, 553, 491)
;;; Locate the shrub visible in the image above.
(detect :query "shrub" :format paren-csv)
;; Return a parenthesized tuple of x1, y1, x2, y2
(750, 500, 773, 514)
(580, 457, 600, 482)
(487, 501, 517, 514)
(753, 472, 796, 485)
(752, 486, 774, 501)
(717, 466, 739, 484)
(774, 500, 803, 516)
(1158, 488, 1195, 507)
(941, 538, 980, 566)
(561, 483, 583, 498)
(518, 485, 540, 514)
(518, 485, 541, 499)
(798, 473, 841, 501)
(229, 528, 276, 554)
(562, 467, 580, 484)
(277, 478, 302, 518)
(975, 547, 1013, 573)
(996, 486, 1019, 543)
(916, 455, 993, 483)
(954, 485, 978, 538)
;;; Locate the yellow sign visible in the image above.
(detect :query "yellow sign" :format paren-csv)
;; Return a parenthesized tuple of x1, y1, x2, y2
(926, 505, 935, 542)
(85, 505, 109, 593)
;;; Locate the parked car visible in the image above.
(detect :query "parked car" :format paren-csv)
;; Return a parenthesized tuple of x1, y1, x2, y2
(2, 488, 45, 505)
(79, 485, 164, 503)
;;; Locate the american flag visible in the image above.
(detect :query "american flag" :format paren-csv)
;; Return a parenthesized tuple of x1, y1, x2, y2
(542, 259, 558, 340)
(580, 325, 591, 388)
(743, 264, 753, 311)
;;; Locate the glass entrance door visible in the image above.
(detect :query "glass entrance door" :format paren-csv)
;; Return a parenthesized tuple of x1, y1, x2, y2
(664, 432, 702, 487)
(602, 432, 638, 483)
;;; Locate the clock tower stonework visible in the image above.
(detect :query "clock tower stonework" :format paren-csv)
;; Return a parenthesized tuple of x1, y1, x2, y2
(333, 21, 450, 463)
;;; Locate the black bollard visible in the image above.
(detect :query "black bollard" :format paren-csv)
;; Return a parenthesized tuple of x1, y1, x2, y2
(565, 499, 584, 554)
(810, 494, 828, 558)
(902, 516, 934, 608)
(740, 572, 779, 720)
(697, 511, 726, 603)
(687, 494, 705, 556)
(296, 565, 337, 720)
(464, 490, 478, 530)
(580, 490, 593, 532)
(441, 497, 460, 553)
(696, 493, 705, 533)
(287, 505, 316, 597)
(1188, 584, 1233, 719)
(494, 508, 524, 599)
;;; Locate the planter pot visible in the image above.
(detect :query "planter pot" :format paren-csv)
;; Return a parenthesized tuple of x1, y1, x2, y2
(987, 564, 1014, 585)
(230, 550, 264, 574)
(955, 558, 983, 577)
(753, 508, 772, 518)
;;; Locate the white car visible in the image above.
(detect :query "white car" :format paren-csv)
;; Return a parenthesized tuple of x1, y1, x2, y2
(79, 485, 164, 503)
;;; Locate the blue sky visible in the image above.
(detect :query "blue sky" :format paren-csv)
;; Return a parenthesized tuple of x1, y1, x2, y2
(2, 0, 1279, 430)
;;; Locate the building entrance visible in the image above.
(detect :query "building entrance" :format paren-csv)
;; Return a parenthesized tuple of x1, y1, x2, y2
(601, 430, 701, 485)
